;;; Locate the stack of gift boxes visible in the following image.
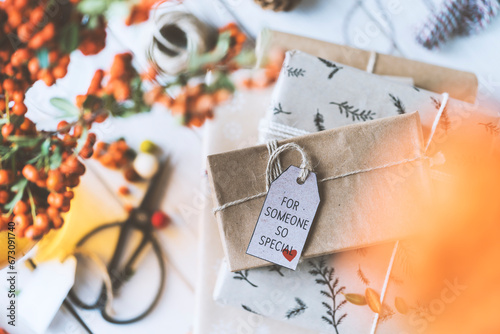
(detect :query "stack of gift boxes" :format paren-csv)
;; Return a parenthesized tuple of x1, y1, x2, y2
(194, 30, 499, 334)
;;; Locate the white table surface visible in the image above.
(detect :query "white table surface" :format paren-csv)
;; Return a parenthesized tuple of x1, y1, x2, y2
(1, 0, 499, 333)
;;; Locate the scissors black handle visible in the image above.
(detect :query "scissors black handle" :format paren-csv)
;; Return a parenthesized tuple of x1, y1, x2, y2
(67, 214, 166, 324)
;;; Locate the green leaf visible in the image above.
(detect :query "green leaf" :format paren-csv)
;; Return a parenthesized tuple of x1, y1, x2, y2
(77, 0, 108, 16)
(41, 138, 50, 156)
(59, 23, 80, 54)
(0, 146, 17, 162)
(50, 97, 80, 117)
(6, 136, 42, 147)
(4, 179, 28, 211)
(49, 145, 62, 169)
(74, 126, 88, 155)
(37, 48, 49, 69)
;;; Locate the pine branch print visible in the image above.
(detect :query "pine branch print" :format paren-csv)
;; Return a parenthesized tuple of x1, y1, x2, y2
(233, 270, 258, 287)
(269, 265, 285, 277)
(430, 96, 450, 133)
(330, 101, 375, 122)
(379, 304, 395, 323)
(284, 65, 306, 78)
(308, 258, 347, 334)
(479, 122, 500, 136)
(317, 57, 343, 79)
(285, 298, 308, 319)
(357, 265, 370, 286)
(389, 94, 406, 114)
(356, 248, 368, 257)
(273, 103, 291, 115)
(314, 109, 325, 131)
(242, 304, 260, 314)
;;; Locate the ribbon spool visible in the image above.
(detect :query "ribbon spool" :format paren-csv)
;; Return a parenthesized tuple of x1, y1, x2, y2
(147, 11, 218, 76)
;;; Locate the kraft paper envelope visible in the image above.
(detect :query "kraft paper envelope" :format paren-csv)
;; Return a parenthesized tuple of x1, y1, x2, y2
(207, 112, 432, 272)
(256, 29, 478, 103)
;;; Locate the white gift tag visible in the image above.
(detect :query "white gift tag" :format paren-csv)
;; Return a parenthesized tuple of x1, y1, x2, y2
(246, 166, 320, 270)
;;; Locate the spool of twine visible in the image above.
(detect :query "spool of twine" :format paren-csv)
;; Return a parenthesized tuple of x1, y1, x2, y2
(147, 11, 218, 76)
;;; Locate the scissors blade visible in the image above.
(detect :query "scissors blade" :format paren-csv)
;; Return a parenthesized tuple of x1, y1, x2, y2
(138, 158, 171, 212)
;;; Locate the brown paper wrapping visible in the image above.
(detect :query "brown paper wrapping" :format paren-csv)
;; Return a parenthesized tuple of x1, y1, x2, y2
(256, 30, 478, 103)
(207, 112, 432, 272)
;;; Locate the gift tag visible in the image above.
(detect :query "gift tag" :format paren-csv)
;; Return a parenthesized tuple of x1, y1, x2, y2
(246, 166, 320, 270)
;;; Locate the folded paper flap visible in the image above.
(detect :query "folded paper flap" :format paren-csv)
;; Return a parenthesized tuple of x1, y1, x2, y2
(208, 113, 423, 207)
(207, 113, 431, 271)
(258, 30, 477, 103)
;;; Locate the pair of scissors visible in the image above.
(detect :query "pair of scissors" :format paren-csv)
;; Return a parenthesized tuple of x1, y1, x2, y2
(66, 161, 168, 326)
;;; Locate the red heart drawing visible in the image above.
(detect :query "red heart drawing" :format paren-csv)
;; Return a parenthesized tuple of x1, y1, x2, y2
(282, 249, 297, 262)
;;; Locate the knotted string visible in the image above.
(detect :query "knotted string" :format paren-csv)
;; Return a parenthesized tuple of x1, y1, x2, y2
(213, 93, 449, 214)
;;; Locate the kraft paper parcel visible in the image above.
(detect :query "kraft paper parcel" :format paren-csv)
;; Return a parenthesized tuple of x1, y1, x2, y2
(256, 29, 478, 103)
(207, 113, 432, 272)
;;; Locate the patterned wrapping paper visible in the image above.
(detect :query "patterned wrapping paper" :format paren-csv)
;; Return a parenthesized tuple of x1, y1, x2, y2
(259, 50, 500, 173)
(212, 50, 500, 333)
(214, 243, 415, 333)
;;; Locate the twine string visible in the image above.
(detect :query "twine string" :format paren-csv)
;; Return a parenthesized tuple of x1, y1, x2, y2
(266, 142, 311, 189)
(366, 51, 378, 73)
(214, 93, 450, 215)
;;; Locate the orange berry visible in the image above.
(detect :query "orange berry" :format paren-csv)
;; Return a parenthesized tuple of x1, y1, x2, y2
(0, 170, 13, 185)
(17, 23, 34, 43)
(2, 123, 15, 138)
(59, 54, 70, 67)
(12, 91, 24, 103)
(57, 120, 70, 134)
(11, 48, 31, 67)
(34, 213, 50, 233)
(118, 186, 130, 196)
(47, 193, 64, 208)
(0, 190, 10, 204)
(51, 215, 64, 229)
(28, 58, 40, 75)
(52, 65, 68, 79)
(13, 214, 30, 236)
(14, 0, 28, 9)
(113, 81, 131, 101)
(13, 200, 29, 215)
(22, 164, 39, 182)
(63, 190, 74, 199)
(24, 226, 43, 240)
(28, 32, 45, 49)
(46, 206, 59, 219)
(7, 10, 22, 28)
(3, 78, 16, 92)
(12, 102, 27, 116)
(88, 69, 104, 94)
(40, 23, 55, 41)
(30, 6, 45, 25)
(40, 70, 55, 86)
(47, 170, 64, 192)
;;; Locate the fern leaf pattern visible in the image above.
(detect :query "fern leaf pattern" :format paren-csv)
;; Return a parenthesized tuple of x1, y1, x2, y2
(479, 122, 500, 136)
(389, 94, 406, 114)
(233, 270, 258, 288)
(430, 96, 450, 134)
(285, 298, 308, 319)
(357, 265, 370, 286)
(308, 258, 347, 334)
(318, 57, 343, 79)
(314, 109, 325, 131)
(330, 101, 375, 122)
